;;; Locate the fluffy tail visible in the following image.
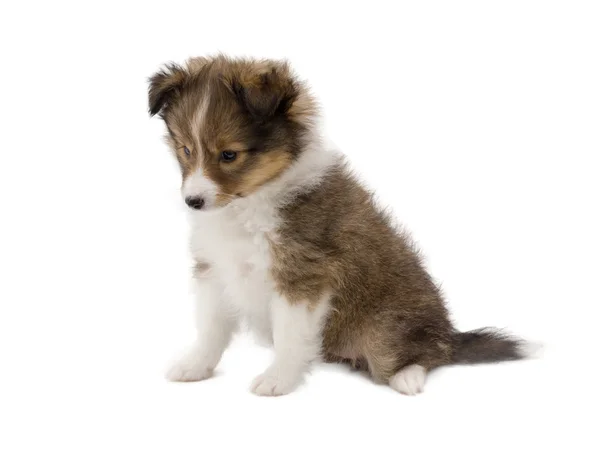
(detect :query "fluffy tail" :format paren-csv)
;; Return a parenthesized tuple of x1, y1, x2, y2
(451, 327, 537, 364)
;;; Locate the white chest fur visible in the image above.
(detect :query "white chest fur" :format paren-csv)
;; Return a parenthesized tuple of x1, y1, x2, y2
(187, 200, 280, 344)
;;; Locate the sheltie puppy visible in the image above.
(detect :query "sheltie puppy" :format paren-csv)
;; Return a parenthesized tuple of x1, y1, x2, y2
(148, 55, 534, 396)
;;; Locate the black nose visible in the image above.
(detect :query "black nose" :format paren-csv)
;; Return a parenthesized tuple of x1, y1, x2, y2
(185, 196, 205, 210)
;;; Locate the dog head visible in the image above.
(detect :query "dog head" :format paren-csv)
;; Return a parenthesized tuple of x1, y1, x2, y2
(148, 55, 317, 210)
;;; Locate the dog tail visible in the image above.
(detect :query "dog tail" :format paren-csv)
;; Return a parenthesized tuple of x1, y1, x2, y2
(451, 327, 541, 364)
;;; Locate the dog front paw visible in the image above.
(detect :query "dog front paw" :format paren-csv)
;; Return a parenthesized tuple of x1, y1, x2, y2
(165, 351, 213, 382)
(250, 366, 301, 396)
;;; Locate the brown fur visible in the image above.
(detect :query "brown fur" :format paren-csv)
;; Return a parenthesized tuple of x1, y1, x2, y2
(271, 165, 455, 380)
(149, 55, 527, 386)
(148, 55, 315, 203)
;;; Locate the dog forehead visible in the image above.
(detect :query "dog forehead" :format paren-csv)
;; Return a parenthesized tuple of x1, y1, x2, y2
(169, 76, 240, 131)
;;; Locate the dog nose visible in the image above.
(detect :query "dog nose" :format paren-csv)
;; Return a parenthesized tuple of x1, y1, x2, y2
(185, 196, 205, 210)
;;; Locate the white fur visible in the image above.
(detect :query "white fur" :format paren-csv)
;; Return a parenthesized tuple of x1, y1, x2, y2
(181, 168, 219, 207)
(389, 364, 426, 395)
(518, 340, 545, 359)
(181, 90, 214, 205)
(191, 91, 210, 138)
(167, 134, 340, 396)
(166, 276, 237, 381)
(251, 293, 331, 396)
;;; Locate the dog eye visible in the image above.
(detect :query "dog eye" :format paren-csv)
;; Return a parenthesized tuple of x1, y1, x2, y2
(221, 151, 237, 162)
(183, 146, 191, 156)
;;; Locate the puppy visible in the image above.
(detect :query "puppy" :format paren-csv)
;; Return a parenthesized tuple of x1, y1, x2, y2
(148, 55, 533, 396)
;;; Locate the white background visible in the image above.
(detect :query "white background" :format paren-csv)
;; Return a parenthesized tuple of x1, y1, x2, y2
(1, 1, 598, 448)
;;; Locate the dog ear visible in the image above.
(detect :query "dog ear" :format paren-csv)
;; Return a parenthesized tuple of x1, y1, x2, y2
(228, 63, 299, 120)
(148, 63, 187, 116)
